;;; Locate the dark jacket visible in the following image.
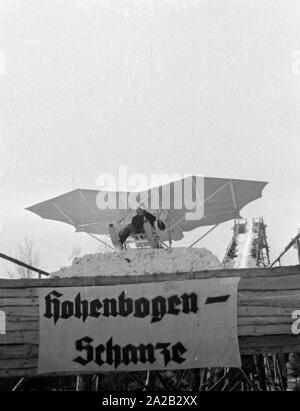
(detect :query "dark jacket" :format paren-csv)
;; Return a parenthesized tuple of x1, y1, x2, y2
(132, 210, 156, 232)
(131, 211, 165, 232)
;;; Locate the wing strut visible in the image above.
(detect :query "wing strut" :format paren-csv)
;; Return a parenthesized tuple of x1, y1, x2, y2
(189, 224, 220, 248)
(87, 233, 115, 251)
(164, 181, 231, 236)
(53, 202, 76, 225)
(53, 201, 115, 251)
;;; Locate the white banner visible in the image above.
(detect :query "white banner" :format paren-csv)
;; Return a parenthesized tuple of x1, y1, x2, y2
(38, 278, 241, 374)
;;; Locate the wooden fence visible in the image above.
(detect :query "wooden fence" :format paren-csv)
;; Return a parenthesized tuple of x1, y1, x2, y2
(1, 265, 300, 377)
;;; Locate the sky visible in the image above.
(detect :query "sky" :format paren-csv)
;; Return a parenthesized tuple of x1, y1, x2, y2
(0, 0, 300, 276)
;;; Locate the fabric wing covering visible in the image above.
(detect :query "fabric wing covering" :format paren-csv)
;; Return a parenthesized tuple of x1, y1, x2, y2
(26, 176, 267, 242)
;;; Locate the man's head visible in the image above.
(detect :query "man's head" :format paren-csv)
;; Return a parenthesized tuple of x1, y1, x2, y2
(136, 207, 144, 216)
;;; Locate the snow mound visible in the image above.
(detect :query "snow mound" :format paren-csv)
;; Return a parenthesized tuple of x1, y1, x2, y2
(52, 247, 222, 278)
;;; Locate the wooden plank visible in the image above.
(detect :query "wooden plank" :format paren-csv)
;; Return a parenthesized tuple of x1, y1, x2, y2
(6, 315, 39, 322)
(0, 331, 38, 345)
(0, 344, 38, 358)
(1, 280, 299, 305)
(238, 299, 300, 307)
(239, 290, 300, 299)
(237, 306, 295, 317)
(0, 274, 299, 294)
(1, 274, 300, 293)
(239, 334, 300, 349)
(0, 298, 38, 307)
(0, 368, 37, 378)
(238, 316, 292, 326)
(0, 265, 299, 288)
(0, 358, 37, 370)
(238, 324, 293, 336)
(239, 274, 300, 291)
(239, 335, 300, 355)
(0, 288, 37, 298)
(3, 306, 38, 317)
(6, 321, 38, 332)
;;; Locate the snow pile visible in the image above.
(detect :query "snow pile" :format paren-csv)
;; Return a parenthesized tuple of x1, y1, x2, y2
(52, 247, 222, 278)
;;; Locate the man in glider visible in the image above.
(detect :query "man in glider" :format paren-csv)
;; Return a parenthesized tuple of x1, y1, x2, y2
(118, 207, 165, 247)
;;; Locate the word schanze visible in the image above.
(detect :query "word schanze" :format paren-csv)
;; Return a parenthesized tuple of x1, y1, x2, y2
(43, 290, 199, 324)
(74, 336, 187, 369)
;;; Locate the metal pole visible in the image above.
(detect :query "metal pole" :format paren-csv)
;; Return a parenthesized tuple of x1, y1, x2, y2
(269, 233, 300, 267)
(0, 252, 49, 276)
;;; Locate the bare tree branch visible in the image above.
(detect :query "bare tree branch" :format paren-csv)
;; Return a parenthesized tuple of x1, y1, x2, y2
(7, 237, 40, 279)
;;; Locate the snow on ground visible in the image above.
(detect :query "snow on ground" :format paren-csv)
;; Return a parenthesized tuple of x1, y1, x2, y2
(51, 247, 222, 278)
